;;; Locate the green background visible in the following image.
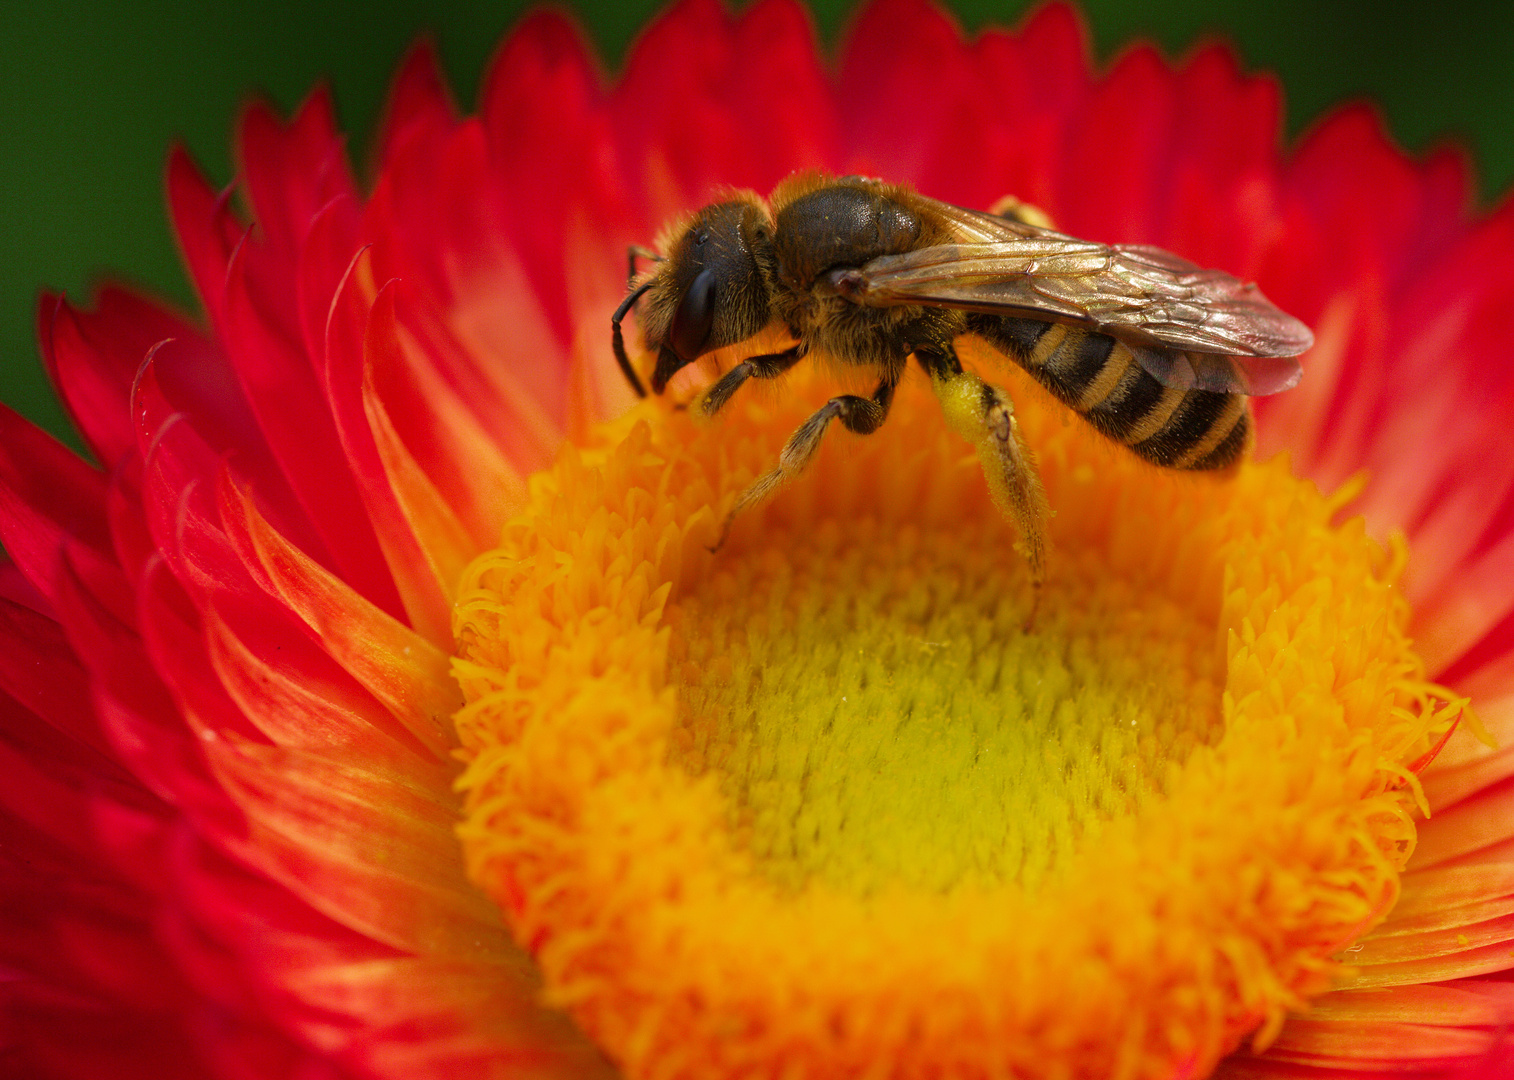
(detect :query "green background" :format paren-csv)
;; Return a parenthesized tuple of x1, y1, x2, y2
(3, 0, 1511, 447)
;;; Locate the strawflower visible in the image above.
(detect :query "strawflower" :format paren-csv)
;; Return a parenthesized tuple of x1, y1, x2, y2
(3, 1, 1514, 1078)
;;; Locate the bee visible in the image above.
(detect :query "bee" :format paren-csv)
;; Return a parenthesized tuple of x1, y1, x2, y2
(611, 173, 1311, 609)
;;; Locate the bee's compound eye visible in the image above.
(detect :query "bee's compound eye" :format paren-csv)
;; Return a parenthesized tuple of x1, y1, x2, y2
(670, 268, 717, 360)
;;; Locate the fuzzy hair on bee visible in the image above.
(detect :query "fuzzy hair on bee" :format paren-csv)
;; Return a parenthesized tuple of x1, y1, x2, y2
(611, 173, 1311, 620)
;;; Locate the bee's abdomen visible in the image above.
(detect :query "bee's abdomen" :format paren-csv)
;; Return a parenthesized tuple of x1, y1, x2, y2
(971, 316, 1250, 471)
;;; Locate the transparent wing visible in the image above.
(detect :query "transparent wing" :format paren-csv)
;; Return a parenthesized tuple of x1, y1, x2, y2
(1126, 345, 1302, 396)
(845, 199, 1312, 395)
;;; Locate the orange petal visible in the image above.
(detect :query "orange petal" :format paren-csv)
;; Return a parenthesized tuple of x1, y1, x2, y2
(219, 473, 459, 759)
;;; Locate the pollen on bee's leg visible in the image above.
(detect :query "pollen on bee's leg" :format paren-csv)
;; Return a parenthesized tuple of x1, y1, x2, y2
(932, 368, 1049, 623)
(987, 194, 1057, 230)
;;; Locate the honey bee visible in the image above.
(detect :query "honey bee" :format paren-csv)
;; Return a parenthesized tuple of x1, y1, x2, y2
(611, 173, 1311, 608)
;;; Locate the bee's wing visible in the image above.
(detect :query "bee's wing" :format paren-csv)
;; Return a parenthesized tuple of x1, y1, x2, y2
(851, 205, 1311, 396)
(1121, 344, 1302, 397)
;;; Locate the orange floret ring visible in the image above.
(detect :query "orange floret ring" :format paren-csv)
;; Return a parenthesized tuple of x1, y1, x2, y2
(452, 353, 1465, 1080)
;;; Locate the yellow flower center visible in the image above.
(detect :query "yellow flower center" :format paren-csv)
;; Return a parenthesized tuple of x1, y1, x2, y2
(451, 345, 1464, 1080)
(669, 484, 1226, 897)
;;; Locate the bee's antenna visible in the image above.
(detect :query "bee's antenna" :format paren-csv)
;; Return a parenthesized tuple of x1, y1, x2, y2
(612, 282, 654, 398)
(627, 244, 663, 286)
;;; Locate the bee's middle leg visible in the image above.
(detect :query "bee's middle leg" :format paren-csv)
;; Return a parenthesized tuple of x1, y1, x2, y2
(712, 377, 897, 549)
(916, 345, 1049, 620)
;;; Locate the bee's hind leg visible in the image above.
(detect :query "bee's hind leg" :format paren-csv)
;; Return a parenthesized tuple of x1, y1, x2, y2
(712, 376, 896, 551)
(917, 346, 1049, 627)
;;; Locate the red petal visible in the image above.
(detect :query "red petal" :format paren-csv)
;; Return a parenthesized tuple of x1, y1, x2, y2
(132, 358, 298, 611)
(38, 287, 198, 467)
(560, 219, 647, 435)
(370, 315, 531, 554)
(321, 258, 454, 644)
(838, 0, 981, 190)
(136, 557, 270, 753)
(166, 146, 243, 331)
(236, 88, 359, 272)
(1254, 105, 1483, 492)
(1223, 983, 1514, 1076)
(203, 602, 444, 781)
(956, 4, 1095, 215)
(366, 119, 573, 463)
(614, 0, 836, 210)
(292, 958, 614, 1079)
(205, 732, 507, 956)
(159, 834, 399, 1076)
(1154, 44, 1284, 273)
(1412, 777, 1514, 871)
(0, 596, 117, 764)
(294, 196, 362, 378)
(219, 476, 459, 761)
(221, 232, 405, 621)
(46, 544, 227, 824)
(374, 38, 457, 172)
(360, 293, 484, 596)
(136, 408, 238, 595)
(165, 826, 607, 1078)
(1056, 43, 1179, 242)
(480, 10, 619, 346)
(0, 403, 111, 605)
(0, 876, 208, 1080)
(0, 690, 142, 855)
(1285, 105, 1439, 288)
(0, 557, 50, 614)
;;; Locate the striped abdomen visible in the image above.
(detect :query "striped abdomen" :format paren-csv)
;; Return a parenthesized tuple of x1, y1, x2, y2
(970, 315, 1250, 471)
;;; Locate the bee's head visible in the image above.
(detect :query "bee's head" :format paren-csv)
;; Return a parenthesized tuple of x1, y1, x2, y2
(636, 197, 774, 393)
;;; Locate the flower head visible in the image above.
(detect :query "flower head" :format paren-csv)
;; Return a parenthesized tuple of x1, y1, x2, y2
(3, 2, 1514, 1078)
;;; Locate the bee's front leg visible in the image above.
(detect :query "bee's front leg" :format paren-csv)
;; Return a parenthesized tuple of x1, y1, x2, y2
(701, 344, 806, 417)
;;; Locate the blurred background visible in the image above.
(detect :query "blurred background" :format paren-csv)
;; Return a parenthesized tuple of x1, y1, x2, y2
(3, 0, 1511, 446)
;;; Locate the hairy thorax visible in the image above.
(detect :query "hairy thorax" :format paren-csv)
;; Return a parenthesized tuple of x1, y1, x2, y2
(765, 176, 963, 375)
(774, 288, 962, 375)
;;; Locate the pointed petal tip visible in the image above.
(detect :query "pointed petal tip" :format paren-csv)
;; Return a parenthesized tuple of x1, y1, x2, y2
(375, 35, 458, 169)
(485, 5, 603, 97)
